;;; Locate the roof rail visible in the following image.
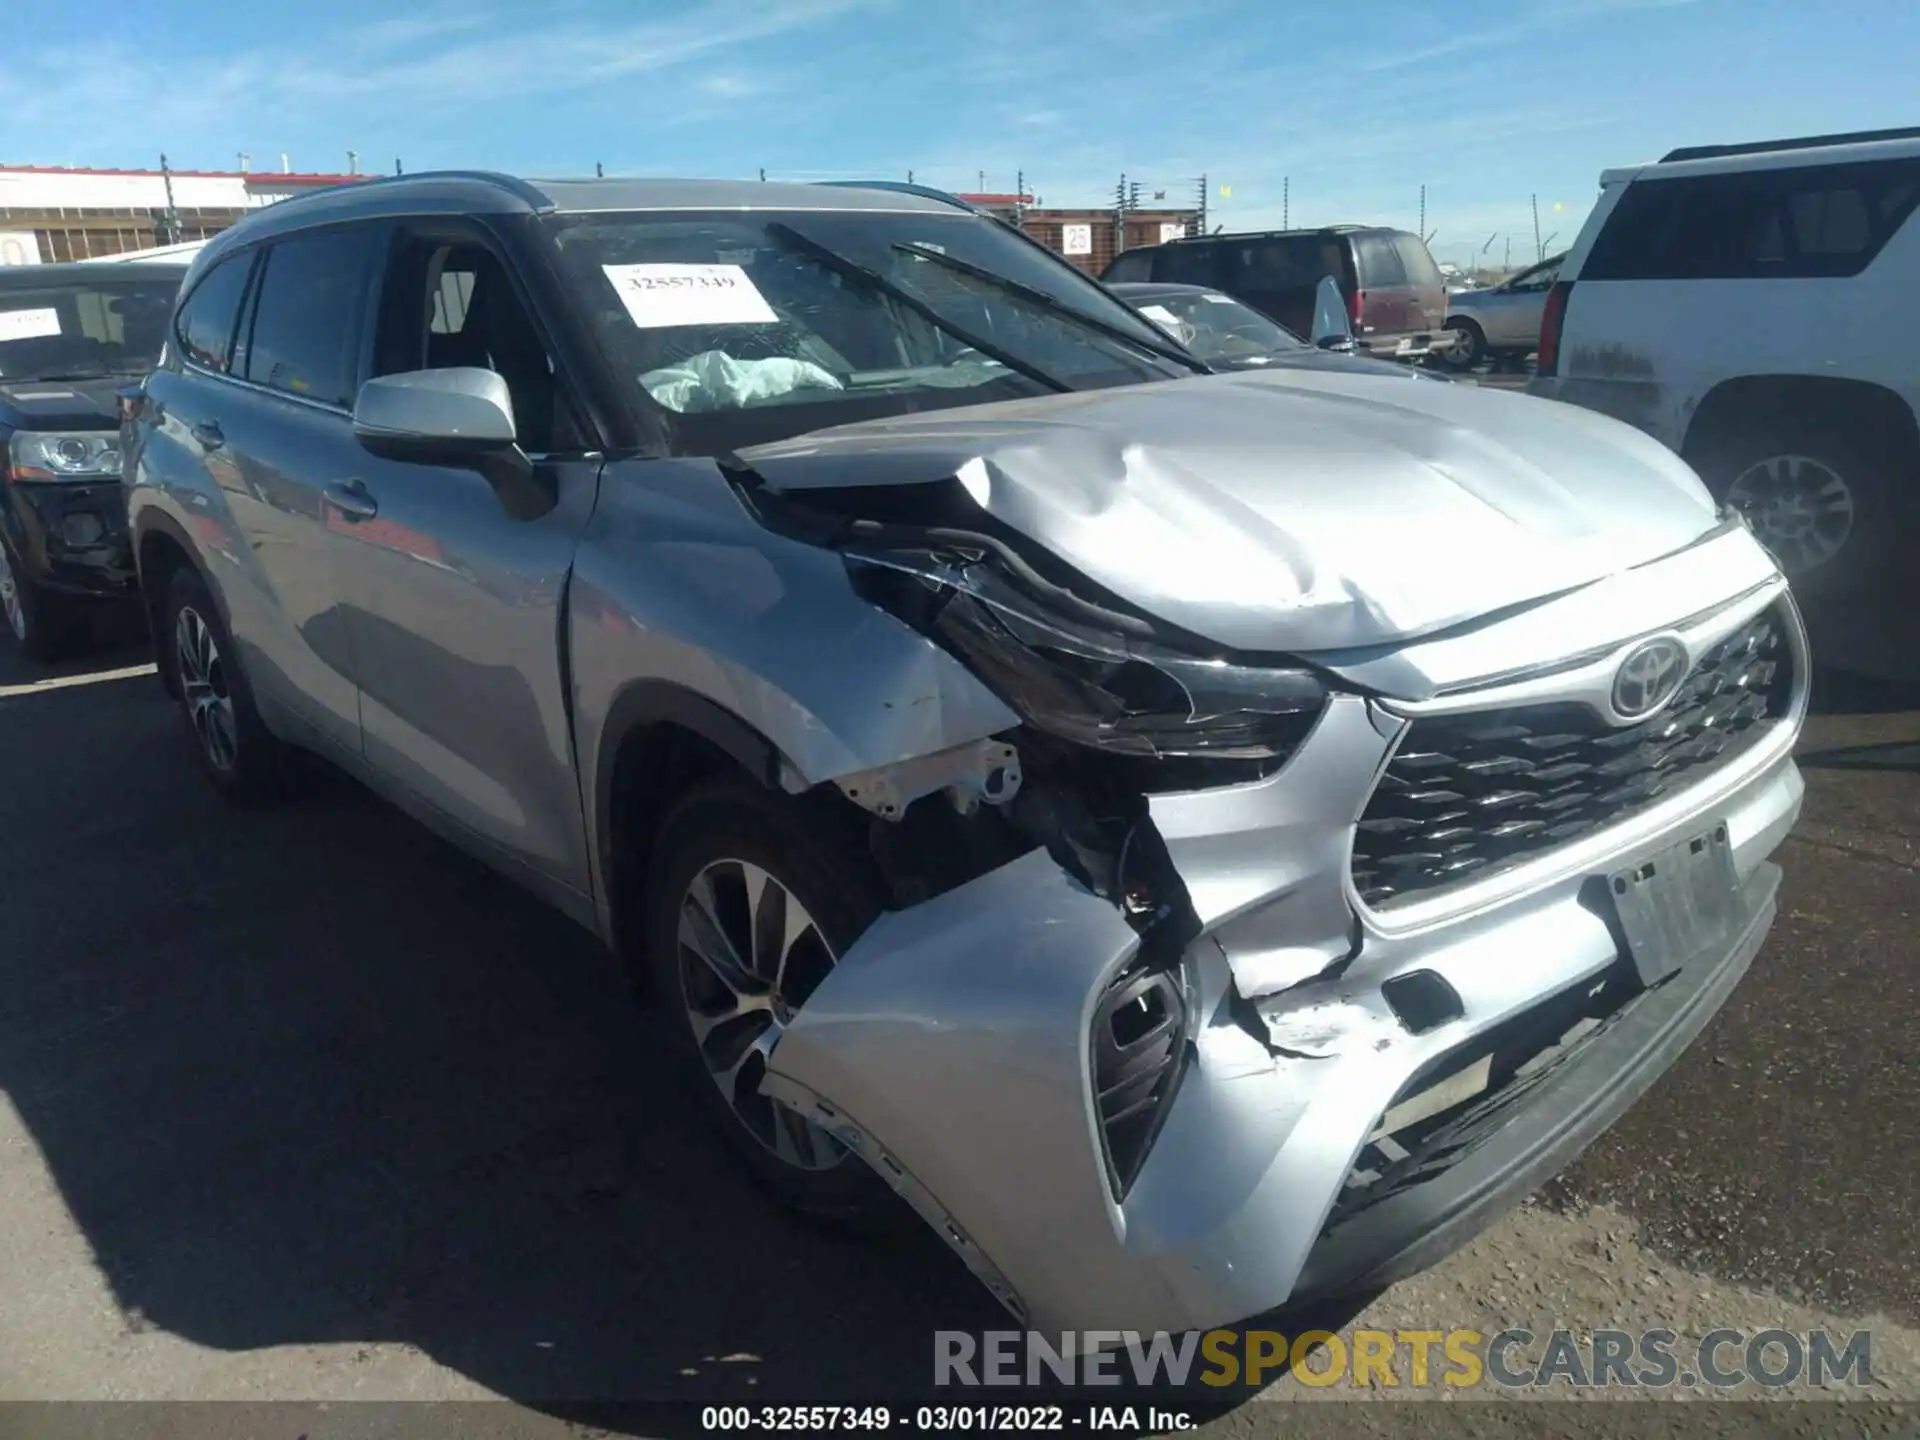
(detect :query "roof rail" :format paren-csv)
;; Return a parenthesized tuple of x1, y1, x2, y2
(1659, 126, 1920, 164)
(814, 180, 980, 212)
(268, 168, 555, 213)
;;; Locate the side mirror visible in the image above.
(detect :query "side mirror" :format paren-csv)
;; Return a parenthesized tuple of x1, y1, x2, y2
(352, 367, 555, 521)
(1309, 275, 1355, 352)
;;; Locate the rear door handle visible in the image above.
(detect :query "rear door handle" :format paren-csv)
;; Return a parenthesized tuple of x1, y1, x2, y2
(191, 421, 224, 450)
(325, 479, 379, 521)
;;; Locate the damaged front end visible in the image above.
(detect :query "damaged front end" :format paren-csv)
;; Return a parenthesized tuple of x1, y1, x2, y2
(733, 459, 1803, 1339)
(732, 467, 1384, 1321)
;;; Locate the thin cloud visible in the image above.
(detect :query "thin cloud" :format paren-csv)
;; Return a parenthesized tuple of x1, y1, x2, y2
(1362, 0, 1700, 73)
(4, 0, 873, 162)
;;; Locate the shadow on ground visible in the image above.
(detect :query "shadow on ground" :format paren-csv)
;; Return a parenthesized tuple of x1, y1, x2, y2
(1, 643, 1356, 1434)
(0, 644, 1004, 1422)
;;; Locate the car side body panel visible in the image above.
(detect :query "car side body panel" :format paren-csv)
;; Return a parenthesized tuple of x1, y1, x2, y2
(567, 454, 1022, 934)
(131, 368, 365, 760)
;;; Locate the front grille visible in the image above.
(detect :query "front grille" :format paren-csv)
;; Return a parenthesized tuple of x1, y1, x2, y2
(1090, 960, 1189, 1199)
(1352, 605, 1793, 908)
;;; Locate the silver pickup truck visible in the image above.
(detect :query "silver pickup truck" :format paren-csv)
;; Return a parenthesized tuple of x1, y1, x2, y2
(123, 173, 1805, 1340)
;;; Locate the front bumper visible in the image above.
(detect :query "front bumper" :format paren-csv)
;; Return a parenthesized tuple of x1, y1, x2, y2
(764, 571, 1806, 1337)
(2, 478, 137, 598)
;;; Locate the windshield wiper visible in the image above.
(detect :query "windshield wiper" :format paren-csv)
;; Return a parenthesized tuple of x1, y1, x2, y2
(891, 243, 1212, 376)
(763, 223, 1071, 396)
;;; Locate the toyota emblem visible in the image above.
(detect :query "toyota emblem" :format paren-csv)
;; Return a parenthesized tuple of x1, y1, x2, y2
(1611, 637, 1690, 720)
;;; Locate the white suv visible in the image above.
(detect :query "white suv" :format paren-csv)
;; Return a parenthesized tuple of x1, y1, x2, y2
(1530, 127, 1920, 679)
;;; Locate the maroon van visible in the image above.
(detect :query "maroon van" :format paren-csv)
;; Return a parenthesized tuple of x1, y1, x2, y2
(1102, 225, 1455, 362)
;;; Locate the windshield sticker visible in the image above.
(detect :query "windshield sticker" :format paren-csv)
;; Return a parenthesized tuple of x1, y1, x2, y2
(1138, 304, 1182, 331)
(602, 264, 778, 329)
(0, 307, 63, 342)
(1202, 294, 1237, 304)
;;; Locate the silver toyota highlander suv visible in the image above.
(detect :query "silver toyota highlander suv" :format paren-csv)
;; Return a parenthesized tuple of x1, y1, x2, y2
(123, 173, 1806, 1339)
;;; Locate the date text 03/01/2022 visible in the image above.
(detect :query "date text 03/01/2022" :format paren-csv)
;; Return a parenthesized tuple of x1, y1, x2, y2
(699, 1405, 1199, 1432)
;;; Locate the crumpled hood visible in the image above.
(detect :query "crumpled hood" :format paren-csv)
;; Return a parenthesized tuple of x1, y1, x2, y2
(739, 368, 1721, 652)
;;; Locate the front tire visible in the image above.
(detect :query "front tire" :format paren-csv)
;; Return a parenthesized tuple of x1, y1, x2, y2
(0, 535, 74, 662)
(160, 566, 299, 804)
(642, 777, 897, 1225)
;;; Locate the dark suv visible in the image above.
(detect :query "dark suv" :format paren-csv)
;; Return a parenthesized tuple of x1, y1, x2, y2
(1, 260, 184, 658)
(1102, 225, 1454, 362)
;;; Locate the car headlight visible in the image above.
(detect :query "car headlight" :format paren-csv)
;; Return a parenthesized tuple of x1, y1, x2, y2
(9, 431, 121, 482)
(849, 546, 1327, 761)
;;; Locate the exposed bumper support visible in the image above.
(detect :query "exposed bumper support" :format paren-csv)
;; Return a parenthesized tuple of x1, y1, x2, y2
(1296, 859, 1780, 1300)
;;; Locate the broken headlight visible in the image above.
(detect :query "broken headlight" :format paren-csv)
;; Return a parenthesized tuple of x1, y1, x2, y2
(852, 550, 1327, 761)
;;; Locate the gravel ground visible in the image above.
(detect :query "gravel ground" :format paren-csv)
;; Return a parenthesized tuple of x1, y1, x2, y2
(0, 632, 1914, 1439)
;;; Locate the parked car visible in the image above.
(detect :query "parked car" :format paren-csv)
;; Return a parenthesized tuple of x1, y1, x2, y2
(1441, 252, 1565, 369)
(1530, 126, 1920, 679)
(1101, 225, 1457, 363)
(1109, 280, 1459, 382)
(1, 260, 184, 658)
(126, 172, 1805, 1338)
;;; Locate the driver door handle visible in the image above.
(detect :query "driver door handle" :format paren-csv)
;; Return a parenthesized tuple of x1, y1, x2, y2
(325, 479, 379, 521)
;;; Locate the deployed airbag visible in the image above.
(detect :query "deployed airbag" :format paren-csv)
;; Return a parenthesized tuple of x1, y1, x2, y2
(640, 350, 843, 413)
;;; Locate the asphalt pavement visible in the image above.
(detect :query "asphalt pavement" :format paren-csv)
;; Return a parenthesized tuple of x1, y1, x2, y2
(0, 622, 1915, 1435)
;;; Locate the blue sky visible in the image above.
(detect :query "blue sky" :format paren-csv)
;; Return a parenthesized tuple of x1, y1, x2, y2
(6, 0, 1917, 267)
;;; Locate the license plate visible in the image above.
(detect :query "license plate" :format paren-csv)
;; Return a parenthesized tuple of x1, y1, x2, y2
(1607, 824, 1742, 988)
(1396, 338, 1417, 355)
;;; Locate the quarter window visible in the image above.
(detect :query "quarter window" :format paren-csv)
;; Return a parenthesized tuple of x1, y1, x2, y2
(173, 254, 254, 372)
(1101, 250, 1155, 283)
(1354, 234, 1409, 286)
(1394, 234, 1443, 288)
(1582, 156, 1920, 280)
(243, 227, 381, 407)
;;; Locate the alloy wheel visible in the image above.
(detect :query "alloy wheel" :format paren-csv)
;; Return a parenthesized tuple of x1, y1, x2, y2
(1445, 322, 1480, 370)
(676, 858, 847, 1172)
(174, 605, 239, 772)
(1725, 453, 1855, 575)
(0, 544, 25, 642)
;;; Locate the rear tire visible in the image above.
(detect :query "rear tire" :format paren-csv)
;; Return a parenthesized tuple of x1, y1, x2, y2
(1692, 415, 1911, 674)
(159, 566, 301, 805)
(1442, 318, 1484, 371)
(641, 776, 899, 1227)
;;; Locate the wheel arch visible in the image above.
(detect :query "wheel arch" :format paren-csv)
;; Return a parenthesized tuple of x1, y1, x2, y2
(1682, 374, 1920, 472)
(594, 680, 787, 978)
(133, 510, 215, 699)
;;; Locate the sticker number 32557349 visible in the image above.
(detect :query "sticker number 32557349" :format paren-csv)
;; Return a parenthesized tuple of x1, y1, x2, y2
(0, 307, 64, 342)
(601, 264, 778, 329)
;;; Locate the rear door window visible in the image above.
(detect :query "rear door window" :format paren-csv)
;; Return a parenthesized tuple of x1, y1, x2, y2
(174, 253, 256, 373)
(243, 226, 382, 407)
(1582, 155, 1920, 280)
(1354, 233, 1409, 287)
(1224, 235, 1331, 289)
